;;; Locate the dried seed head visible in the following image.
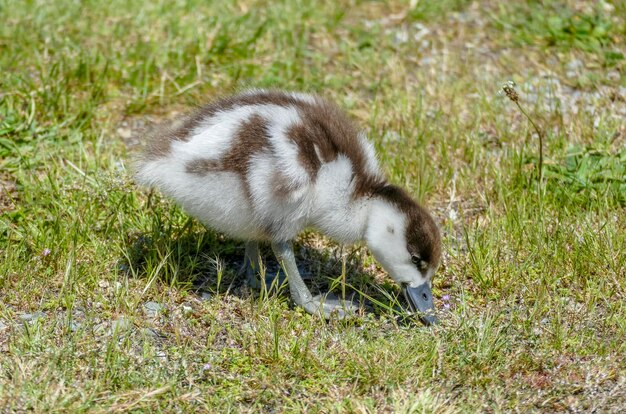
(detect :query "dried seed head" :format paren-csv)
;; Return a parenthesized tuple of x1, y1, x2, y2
(502, 80, 519, 103)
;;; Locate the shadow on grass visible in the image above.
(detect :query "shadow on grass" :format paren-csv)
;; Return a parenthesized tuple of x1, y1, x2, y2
(118, 220, 414, 321)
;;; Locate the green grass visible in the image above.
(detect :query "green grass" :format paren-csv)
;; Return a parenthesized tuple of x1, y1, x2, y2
(1, 0, 625, 412)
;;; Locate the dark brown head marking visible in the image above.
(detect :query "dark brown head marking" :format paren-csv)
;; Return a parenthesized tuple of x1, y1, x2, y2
(374, 184, 441, 269)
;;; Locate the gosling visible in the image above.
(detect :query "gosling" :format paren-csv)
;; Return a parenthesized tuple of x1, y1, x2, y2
(135, 90, 441, 324)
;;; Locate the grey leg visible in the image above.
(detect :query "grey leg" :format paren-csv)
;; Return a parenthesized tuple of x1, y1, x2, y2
(237, 241, 263, 289)
(243, 241, 262, 289)
(271, 241, 359, 319)
(239, 241, 284, 291)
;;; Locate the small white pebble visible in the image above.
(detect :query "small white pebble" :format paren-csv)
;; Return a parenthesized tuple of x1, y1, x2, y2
(111, 317, 132, 332)
(116, 127, 132, 139)
(144, 301, 164, 316)
(19, 312, 45, 322)
(447, 209, 458, 221)
(607, 70, 620, 82)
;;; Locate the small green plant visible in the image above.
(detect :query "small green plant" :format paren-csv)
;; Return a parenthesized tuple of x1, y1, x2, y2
(545, 144, 626, 206)
(493, 2, 617, 53)
(542, 10, 613, 51)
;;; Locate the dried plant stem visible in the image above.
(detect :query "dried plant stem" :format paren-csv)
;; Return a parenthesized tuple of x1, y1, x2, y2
(502, 81, 544, 182)
(515, 101, 544, 182)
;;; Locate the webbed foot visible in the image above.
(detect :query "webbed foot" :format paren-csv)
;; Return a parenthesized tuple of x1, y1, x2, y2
(304, 293, 360, 320)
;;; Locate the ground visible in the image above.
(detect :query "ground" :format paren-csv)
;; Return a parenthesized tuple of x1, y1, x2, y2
(1, 0, 625, 412)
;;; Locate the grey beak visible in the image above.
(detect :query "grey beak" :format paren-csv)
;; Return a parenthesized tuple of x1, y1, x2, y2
(404, 283, 438, 326)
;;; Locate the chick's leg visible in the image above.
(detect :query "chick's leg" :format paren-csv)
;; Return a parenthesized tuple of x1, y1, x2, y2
(271, 241, 358, 319)
(240, 241, 284, 290)
(239, 241, 261, 289)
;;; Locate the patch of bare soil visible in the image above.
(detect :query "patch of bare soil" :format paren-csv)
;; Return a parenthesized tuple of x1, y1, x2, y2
(0, 174, 18, 213)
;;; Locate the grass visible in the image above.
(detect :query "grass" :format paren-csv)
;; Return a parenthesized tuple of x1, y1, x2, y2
(1, 0, 625, 412)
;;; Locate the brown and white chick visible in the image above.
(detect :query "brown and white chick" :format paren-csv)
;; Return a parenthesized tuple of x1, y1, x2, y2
(135, 90, 441, 324)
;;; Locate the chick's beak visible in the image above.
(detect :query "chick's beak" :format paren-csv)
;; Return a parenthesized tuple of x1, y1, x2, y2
(404, 283, 438, 326)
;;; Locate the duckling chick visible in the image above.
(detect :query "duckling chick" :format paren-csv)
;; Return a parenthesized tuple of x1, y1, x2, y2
(135, 90, 441, 324)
